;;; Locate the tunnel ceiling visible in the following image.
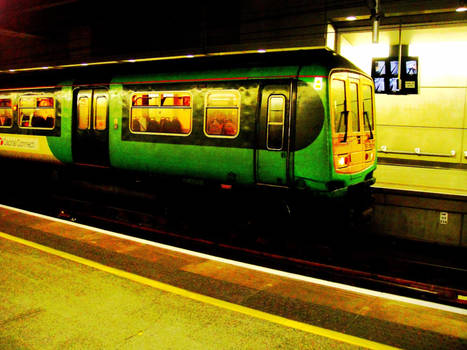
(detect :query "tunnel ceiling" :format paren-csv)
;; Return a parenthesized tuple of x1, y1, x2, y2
(0, 0, 465, 69)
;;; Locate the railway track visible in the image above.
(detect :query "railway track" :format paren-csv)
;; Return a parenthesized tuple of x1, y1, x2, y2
(2, 178, 466, 308)
(65, 208, 467, 307)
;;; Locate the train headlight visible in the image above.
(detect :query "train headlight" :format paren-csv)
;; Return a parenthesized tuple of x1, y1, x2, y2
(365, 151, 375, 162)
(337, 154, 351, 168)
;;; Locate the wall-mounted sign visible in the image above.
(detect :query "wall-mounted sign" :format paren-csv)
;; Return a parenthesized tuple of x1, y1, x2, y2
(371, 56, 419, 95)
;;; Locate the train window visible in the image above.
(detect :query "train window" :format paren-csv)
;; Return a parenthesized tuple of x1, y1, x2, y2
(132, 93, 159, 106)
(0, 98, 11, 107)
(37, 97, 53, 107)
(267, 95, 286, 150)
(349, 82, 360, 132)
(18, 95, 55, 129)
(0, 98, 13, 128)
(78, 96, 91, 130)
(130, 92, 192, 135)
(204, 91, 240, 137)
(331, 79, 346, 134)
(94, 95, 107, 130)
(362, 84, 374, 132)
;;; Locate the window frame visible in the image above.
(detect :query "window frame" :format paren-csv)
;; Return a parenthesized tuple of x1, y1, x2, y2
(330, 78, 348, 135)
(349, 81, 360, 133)
(0, 97, 13, 129)
(362, 83, 375, 133)
(93, 94, 108, 131)
(204, 90, 241, 139)
(18, 94, 56, 130)
(130, 91, 193, 136)
(266, 94, 286, 151)
(77, 95, 91, 130)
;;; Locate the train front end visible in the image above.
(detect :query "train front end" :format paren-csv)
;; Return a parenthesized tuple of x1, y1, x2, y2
(293, 60, 376, 199)
(327, 69, 376, 195)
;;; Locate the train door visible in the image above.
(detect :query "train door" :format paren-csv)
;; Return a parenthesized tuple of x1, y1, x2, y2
(255, 83, 291, 186)
(72, 88, 110, 166)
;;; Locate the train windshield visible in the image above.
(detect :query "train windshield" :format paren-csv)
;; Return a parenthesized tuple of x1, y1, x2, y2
(330, 71, 376, 174)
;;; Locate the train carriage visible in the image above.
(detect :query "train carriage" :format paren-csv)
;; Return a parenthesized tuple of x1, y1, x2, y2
(0, 49, 376, 202)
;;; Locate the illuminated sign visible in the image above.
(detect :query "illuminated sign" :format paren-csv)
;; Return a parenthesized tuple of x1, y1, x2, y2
(371, 56, 419, 95)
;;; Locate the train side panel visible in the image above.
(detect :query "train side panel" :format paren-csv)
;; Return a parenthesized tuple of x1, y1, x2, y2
(0, 87, 72, 164)
(111, 142, 255, 184)
(109, 80, 261, 185)
(109, 84, 124, 168)
(48, 86, 73, 163)
(293, 78, 330, 192)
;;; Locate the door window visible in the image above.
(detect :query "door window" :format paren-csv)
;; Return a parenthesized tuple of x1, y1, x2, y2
(78, 96, 90, 130)
(267, 95, 286, 150)
(77, 90, 108, 131)
(94, 95, 108, 130)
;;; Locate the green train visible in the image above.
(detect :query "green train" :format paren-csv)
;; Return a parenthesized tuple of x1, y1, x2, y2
(0, 49, 376, 200)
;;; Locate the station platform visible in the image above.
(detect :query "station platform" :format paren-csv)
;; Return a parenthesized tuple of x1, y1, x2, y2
(0, 204, 466, 349)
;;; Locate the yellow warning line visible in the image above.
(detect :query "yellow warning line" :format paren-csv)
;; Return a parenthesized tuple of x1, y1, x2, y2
(0, 231, 400, 350)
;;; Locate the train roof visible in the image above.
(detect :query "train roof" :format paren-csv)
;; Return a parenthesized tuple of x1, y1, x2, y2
(0, 48, 363, 89)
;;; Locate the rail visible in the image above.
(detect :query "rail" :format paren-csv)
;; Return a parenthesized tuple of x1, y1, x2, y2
(379, 145, 457, 158)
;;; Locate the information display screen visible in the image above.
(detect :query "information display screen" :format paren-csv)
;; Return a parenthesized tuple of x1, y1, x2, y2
(371, 56, 419, 94)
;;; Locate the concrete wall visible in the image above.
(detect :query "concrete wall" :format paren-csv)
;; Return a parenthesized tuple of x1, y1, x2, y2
(339, 25, 467, 245)
(338, 25, 467, 167)
(372, 191, 466, 246)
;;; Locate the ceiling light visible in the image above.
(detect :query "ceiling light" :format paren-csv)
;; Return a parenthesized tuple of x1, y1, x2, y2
(346, 16, 357, 21)
(457, 0, 467, 11)
(257, 49, 267, 53)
